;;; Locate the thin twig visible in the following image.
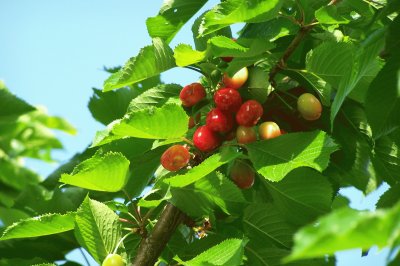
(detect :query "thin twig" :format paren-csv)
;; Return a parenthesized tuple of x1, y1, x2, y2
(79, 248, 90, 266)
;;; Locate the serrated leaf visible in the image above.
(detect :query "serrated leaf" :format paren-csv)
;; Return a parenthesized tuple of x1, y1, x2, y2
(170, 172, 246, 217)
(176, 238, 246, 266)
(282, 69, 331, 106)
(93, 104, 189, 146)
(127, 83, 182, 112)
(173, 44, 208, 67)
(74, 197, 121, 263)
(199, 0, 283, 36)
(103, 38, 176, 91)
(246, 131, 338, 182)
(0, 213, 75, 240)
(243, 203, 295, 249)
(0, 87, 35, 120)
(264, 167, 333, 227)
(60, 151, 130, 192)
(286, 202, 400, 262)
(164, 147, 241, 187)
(377, 184, 400, 209)
(330, 30, 384, 127)
(365, 50, 400, 138)
(146, 0, 208, 43)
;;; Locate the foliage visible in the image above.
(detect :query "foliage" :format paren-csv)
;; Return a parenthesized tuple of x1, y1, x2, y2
(1, 0, 400, 265)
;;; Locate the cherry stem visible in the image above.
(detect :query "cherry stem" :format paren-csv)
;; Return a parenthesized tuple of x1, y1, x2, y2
(274, 92, 295, 112)
(184, 66, 206, 76)
(112, 232, 134, 254)
(79, 247, 90, 266)
(123, 189, 143, 224)
(182, 137, 194, 146)
(278, 90, 298, 100)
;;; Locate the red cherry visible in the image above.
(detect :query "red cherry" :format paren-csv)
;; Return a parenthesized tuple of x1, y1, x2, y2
(193, 126, 221, 152)
(236, 100, 263, 127)
(236, 125, 257, 144)
(230, 160, 255, 189)
(179, 83, 206, 107)
(206, 108, 234, 133)
(160, 145, 190, 172)
(214, 88, 242, 113)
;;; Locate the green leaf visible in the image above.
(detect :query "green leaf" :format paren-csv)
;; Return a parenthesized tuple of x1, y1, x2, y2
(243, 203, 295, 249)
(0, 87, 35, 120)
(88, 87, 138, 125)
(93, 104, 189, 146)
(0, 159, 41, 191)
(282, 69, 331, 106)
(330, 30, 384, 127)
(315, 5, 351, 24)
(74, 197, 121, 263)
(164, 147, 241, 187)
(176, 238, 246, 266)
(377, 184, 400, 209)
(146, 0, 208, 43)
(246, 131, 338, 182)
(286, 202, 400, 262)
(264, 167, 333, 227)
(0, 207, 29, 227)
(170, 172, 246, 217)
(240, 17, 299, 41)
(365, 50, 400, 138)
(0, 213, 75, 240)
(103, 38, 176, 91)
(127, 84, 182, 112)
(60, 151, 130, 192)
(173, 44, 208, 67)
(199, 0, 283, 36)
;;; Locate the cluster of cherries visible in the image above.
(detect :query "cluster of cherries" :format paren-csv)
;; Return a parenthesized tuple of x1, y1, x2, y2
(160, 66, 322, 189)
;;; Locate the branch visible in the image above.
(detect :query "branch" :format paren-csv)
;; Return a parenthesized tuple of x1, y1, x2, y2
(269, 0, 340, 87)
(132, 203, 187, 266)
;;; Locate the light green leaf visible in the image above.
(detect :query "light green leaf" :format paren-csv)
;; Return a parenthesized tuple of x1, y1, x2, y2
(127, 83, 182, 112)
(0, 213, 75, 240)
(176, 238, 246, 266)
(103, 38, 176, 91)
(315, 5, 351, 24)
(146, 0, 208, 43)
(60, 151, 130, 192)
(199, 0, 283, 36)
(240, 17, 299, 41)
(264, 167, 333, 226)
(365, 50, 400, 138)
(164, 147, 241, 187)
(74, 197, 121, 263)
(170, 172, 246, 217)
(93, 104, 189, 146)
(173, 44, 208, 67)
(244, 204, 295, 249)
(286, 202, 400, 262)
(282, 69, 331, 106)
(246, 131, 338, 182)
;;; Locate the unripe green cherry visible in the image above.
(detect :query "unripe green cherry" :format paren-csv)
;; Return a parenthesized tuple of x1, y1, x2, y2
(102, 254, 125, 266)
(297, 93, 322, 121)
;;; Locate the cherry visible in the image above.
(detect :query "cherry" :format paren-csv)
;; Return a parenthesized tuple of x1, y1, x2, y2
(214, 88, 242, 113)
(102, 254, 125, 266)
(179, 83, 206, 107)
(258, 121, 281, 140)
(297, 93, 322, 121)
(222, 67, 248, 89)
(188, 113, 201, 129)
(236, 125, 257, 144)
(193, 125, 221, 152)
(229, 160, 255, 189)
(160, 145, 190, 172)
(206, 108, 234, 133)
(236, 100, 263, 127)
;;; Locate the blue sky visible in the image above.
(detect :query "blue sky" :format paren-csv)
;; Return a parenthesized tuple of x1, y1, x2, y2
(0, 1, 390, 265)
